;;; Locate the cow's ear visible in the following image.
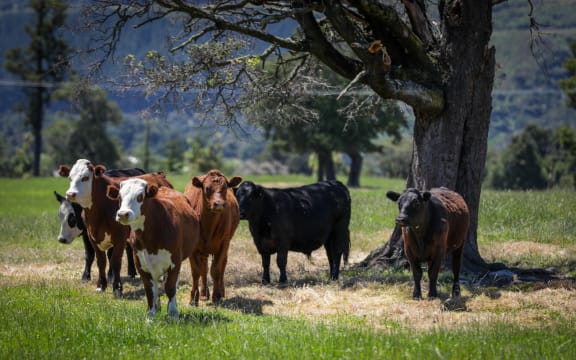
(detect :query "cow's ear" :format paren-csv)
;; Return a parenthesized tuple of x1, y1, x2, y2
(192, 176, 203, 188)
(94, 165, 107, 178)
(54, 191, 65, 203)
(228, 176, 242, 188)
(422, 192, 432, 201)
(146, 184, 159, 198)
(106, 185, 120, 200)
(386, 191, 400, 202)
(58, 165, 70, 177)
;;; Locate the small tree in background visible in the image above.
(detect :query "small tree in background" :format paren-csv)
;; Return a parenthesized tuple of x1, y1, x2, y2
(4, 0, 70, 176)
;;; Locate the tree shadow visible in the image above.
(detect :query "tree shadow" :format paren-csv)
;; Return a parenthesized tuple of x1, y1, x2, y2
(217, 296, 274, 315)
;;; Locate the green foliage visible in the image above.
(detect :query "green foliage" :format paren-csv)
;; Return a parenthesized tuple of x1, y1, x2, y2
(186, 134, 224, 173)
(47, 81, 122, 167)
(559, 40, 576, 108)
(486, 124, 576, 190)
(3, 0, 70, 176)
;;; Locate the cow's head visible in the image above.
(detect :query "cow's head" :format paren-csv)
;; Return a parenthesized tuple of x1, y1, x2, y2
(107, 178, 158, 231)
(59, 159, 107, 209)
(54, 191, 84, 244)
(192, 169, 242, 213)
(386, 188, 431, 227)
(234, 181, 264, 220)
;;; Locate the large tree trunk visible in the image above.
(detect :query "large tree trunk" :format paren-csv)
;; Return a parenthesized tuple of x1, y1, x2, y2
(357, 0, 502, 275)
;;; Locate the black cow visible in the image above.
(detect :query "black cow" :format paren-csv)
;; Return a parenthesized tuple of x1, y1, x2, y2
(53, 168, 145, 281)
(386, 187, 469, 300)
(235, 180, 351, 284)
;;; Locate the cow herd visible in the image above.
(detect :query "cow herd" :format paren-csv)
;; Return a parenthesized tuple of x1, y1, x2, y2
(55, 158, 470, 319)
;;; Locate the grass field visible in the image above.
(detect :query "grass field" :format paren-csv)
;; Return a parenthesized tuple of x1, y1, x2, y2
(0, 174, 575, 359)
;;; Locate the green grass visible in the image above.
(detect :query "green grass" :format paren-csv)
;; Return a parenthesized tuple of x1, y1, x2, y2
(0, 175, 575, 359)
(0, 281, 574, 360)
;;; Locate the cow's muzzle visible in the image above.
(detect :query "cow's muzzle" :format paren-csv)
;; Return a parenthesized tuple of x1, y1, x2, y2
(395, 215, 409, 227)
(66, 192, 77, 202)
(116, 210, 131, 224)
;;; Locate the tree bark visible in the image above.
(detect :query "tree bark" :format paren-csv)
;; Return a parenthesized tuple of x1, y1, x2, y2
(357, 0, 498, 275)
(346, 150, 362, 188)
(317, 149, 336, 182)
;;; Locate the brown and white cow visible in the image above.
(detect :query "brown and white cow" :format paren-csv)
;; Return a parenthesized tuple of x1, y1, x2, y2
(58, 159, 172, 297)
(184, 169, 242, 303)
(108, 177, 201, 319)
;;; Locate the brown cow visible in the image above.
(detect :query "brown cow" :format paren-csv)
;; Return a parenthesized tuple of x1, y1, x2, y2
(386, 187, 469, 300)
(184, 169, 242, 303)
(107, 177, 201, 319)
(58, 159, 172, 297)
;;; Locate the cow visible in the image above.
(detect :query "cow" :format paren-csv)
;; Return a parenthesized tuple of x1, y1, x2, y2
(54, 191, 137, 281)
(386, 187, 470, 300)
(53, 166, 145, 281)
(58, 159, 172, 297)
(184, 169, 242, 303)
(234, 180, 351, 284)
(107, 177, 201, 319)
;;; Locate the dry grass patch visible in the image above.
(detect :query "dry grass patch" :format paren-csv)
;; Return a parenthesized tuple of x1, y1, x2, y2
(2, 235, 575, 333)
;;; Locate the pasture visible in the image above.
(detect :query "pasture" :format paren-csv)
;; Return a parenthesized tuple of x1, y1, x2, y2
(0, 175, 575, 359)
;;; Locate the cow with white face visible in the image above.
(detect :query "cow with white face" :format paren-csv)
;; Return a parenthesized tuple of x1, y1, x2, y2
(59, 159, 172, 297)
(108, 177, 201, 320)
(64, 159, 95, 209)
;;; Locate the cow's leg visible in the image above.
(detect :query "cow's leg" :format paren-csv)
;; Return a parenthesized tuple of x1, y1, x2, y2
(189, 254, 203, 306)
(82, 231, 94, 282)
(200, 255, 210, 301)
(324, 240, 341, 280)
(109, 238, 126, 298)
(94, 247, 108, 292)
(276, 250, 288, 284)
(427, 257, 442, 299)
(125, 243, 137, 278)
(140, 274, 157, 320)
(261, 253, 271, 284)
(106, 247, 114, 282)
(165, 263, 181, 319)
(210, 250, 228, 302)
(450, 246, 464, 298)
(410, 261, 423, 300)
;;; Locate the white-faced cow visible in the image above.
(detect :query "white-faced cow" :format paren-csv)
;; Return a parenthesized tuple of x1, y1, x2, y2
(184, 169, 242, 303)
(54, 191, 137, 281)
(235, 180, 351, 284)
(386, 187, 469, 300)
(58, 159, 172, 297)
(53, 166, 145, 281)
(107, 177, 201, 319)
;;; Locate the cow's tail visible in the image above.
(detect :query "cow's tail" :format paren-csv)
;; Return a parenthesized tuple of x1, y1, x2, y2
(343, 228, 350, 265)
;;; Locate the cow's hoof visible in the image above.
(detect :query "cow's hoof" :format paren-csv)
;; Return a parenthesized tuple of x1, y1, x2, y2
(113, 288, 123, 298)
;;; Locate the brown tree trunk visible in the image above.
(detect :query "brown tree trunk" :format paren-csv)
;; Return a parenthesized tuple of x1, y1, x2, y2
(317, 149, 336, 182)
(357, 0, 501, 275)
(346, 150, 362, 188)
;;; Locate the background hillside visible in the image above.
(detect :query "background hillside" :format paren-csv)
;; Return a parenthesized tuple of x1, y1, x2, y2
(0, 0, 575, 158)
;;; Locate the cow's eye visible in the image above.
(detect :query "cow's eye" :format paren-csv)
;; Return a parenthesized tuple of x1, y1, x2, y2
(67, 214, 76, 228)
(81, 176, 89, 182)
(137, 194, 144, 203)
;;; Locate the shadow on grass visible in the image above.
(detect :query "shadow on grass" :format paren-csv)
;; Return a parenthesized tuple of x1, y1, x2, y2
(217, 295, 274, 315)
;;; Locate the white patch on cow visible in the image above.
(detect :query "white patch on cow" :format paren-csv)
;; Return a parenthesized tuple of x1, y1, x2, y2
(97, 232, 114, 251)
(116, 178, 147, 231)
(57, 202, 82, 243)
(136, 248, 175, 282)
(66, 159, 94, 209)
